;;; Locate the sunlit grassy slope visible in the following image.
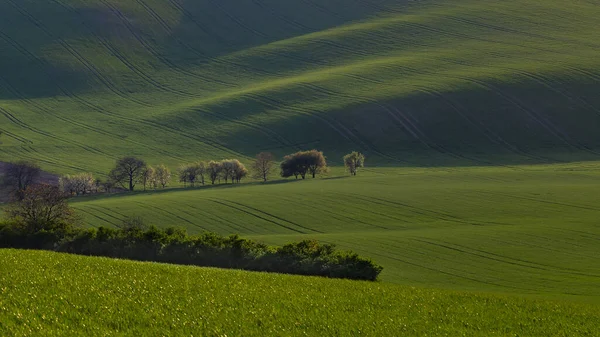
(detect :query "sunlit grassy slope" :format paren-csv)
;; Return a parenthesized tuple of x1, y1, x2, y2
(1, 250, 599, 336)
(1, 0, 600, 173)
(70, 164, 600, 301)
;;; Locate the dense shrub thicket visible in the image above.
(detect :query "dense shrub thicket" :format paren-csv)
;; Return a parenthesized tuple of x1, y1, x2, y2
(0, 221, 383, 281)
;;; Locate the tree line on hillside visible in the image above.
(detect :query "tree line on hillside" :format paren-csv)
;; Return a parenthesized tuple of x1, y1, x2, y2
(0, 183, 382, 281)
(0, 150, 365, 199)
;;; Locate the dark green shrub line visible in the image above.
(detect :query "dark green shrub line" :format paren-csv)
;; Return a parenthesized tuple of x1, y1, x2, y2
(0, 222, 383, 281)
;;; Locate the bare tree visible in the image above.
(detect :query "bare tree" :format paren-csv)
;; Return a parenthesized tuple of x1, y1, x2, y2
(155, 164, 171, 188)
(343, 151, 365, 176)
(2, 161, 41, 200)
(6, 184, 76, 233)
(108, 157, 147, 192)
(252, 152, 275, 182)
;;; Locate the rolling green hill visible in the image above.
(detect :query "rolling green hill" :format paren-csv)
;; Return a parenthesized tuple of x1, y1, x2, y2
(69, 164, 600, 301)
(1, 0, 600, 173)
(1, 249, 599, 336)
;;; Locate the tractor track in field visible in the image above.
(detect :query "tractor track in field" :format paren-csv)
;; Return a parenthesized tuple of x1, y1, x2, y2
(369, 238, 512, 277)
(80, 204, 129, 224)
(129, 200, 207, 231)
(213, 198, 323, 234)
(98, 0, 204, 97)
(166, 202, 238, 232)
(5, 0, 152, 107)
(250, 0, 309, 31)
(298, 0, 344, 21)
(332, 236, 540, 291)
(518, 232, 586, 249)
(413, 238, 600, 278)
(135, 0, 234, 87)
(0, 127, 30, 144)
(472, 190, 600, 213)
(364, 195, 514, 227)
(441, 73, 600, 157)
(199, 198, 300, 234)
(110, 0, 234, 87)
(1, 25, 187, 162)
(377, 101, 499, 166)
(82, 0, 303, 150)
(274, 194, 393, 230)
(327, 192, 411, 226)
(408, 87, 546, 164)
(488, 236, 598, 260)
(206, 0, 267, 39)
(449, 15, 600, 50)
(549, 227, 600, 242)
(502, 68, 600, 118)
(76, 207, 117, 227)
(9, 1, 240, 159)
(0, 100, 108, 159)
(163, 0, 230, 46)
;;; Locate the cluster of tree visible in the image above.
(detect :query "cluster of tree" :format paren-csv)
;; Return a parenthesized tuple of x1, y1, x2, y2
(178, 159, 248, 187)
(59, 173, 98, 196)
(108, 157, 171, 191)
(0, 185, 383, 281)
(280, 150, 328, 179)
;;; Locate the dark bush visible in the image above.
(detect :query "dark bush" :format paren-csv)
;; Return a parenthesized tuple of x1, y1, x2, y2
(0, 221, 383, 281)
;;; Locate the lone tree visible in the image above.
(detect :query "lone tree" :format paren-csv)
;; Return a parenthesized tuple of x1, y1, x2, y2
(1, 161, 41, 200)
(252, 152, 275, 182)
(5, 184, 76, 233)
(343, 151, 365, 176)
(108, 157, 147, 191)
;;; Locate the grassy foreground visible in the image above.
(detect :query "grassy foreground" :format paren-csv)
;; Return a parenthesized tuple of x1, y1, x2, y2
(66, 164, 600, 300)
(1, 249, 598, 336)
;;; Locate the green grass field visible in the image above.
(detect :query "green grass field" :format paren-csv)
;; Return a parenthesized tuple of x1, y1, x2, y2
(67, 163, 600, 302)
(1, 0, 600, 172)
(1, 249, 599, 336)
(2, 0, 600, 334)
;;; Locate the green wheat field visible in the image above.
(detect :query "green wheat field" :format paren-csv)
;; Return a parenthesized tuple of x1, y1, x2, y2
(1, 0, 600, 335)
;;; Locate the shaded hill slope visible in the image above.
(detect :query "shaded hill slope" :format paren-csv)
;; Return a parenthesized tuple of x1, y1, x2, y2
(1, 0, 600, 173)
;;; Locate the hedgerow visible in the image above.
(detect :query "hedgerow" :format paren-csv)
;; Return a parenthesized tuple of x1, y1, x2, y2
(0, 220, 383, 281)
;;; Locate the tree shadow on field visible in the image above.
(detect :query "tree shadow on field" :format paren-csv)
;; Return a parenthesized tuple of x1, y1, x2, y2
(69, 178, 305, 204)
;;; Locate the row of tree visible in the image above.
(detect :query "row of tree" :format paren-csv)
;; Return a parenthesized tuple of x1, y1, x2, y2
(1, 151, 365, 198)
